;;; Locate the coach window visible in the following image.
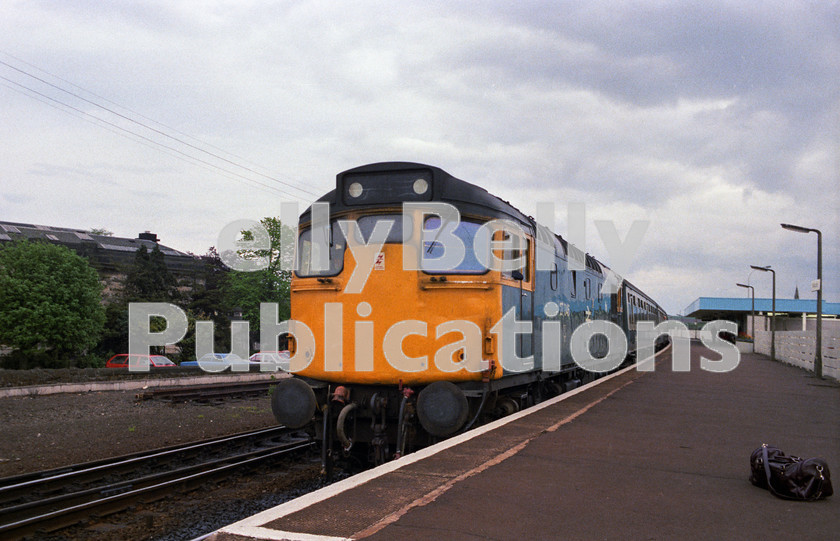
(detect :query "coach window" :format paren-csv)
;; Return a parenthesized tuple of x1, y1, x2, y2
(422, 216, 485, 274)
(570, 271, 577, 297)
(550, 262, 559, 290)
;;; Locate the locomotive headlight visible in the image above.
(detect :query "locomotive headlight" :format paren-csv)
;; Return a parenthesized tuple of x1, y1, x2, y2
(348, 182, 363, 198)
(413, 178, 429, 195)
(342, 169, 432, 205)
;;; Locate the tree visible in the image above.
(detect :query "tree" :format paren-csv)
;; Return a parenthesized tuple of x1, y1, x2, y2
(179, 248, 233, 360)
(189, 247, 230, 320)
(0, 240, 105, 364)
(124, 244, 179, 302)
(88, 228, 113, 236)
(223, 217, 295, 338)
(97, 244, 180, 358)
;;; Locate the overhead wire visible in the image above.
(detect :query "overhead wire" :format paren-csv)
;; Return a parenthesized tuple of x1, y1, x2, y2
(0, 80, 292, 199)
(0, 74, 303, 200)
(0, 54, 319, 202)
(0, 50, 300, 186)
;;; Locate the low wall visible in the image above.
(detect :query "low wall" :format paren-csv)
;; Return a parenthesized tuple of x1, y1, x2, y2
(736, 341, 754, 354)
(0, 371, 289, 398)
(754, 328, 840, 382)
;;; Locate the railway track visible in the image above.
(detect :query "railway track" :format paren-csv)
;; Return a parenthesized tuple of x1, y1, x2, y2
(135, 379, 280, 402)
(0, 426, 313, 539)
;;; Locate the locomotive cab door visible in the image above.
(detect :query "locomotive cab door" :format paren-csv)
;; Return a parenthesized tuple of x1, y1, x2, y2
(500, 233, 534, 361)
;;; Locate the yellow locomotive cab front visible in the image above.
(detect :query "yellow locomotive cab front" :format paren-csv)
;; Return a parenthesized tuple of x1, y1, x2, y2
(290, 207, 507, 386)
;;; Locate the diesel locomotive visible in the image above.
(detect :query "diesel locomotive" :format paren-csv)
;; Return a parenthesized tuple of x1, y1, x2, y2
(269, 162, 667, 467)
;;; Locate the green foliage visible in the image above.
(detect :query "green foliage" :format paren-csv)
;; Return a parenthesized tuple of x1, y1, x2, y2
(75, 353, 106, 368)
(95, 244, 180, 358)
(91, 217, 292, 363)
(189, 248, 229, 319)
(224, 217, 294, 332)
(97, 300, 129, 357)
(177, 248, 234, 361)
(0, 240, 105, 360)
(124, 244, 179, 302)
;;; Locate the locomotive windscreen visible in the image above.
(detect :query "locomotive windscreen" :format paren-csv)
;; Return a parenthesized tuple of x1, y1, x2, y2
(342, 169, 433, 205)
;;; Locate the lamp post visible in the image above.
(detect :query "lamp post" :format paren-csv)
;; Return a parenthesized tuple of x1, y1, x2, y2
(781, 223, 823, 379)
(736, 283, 755, 340)
(750, 265, 775, 362)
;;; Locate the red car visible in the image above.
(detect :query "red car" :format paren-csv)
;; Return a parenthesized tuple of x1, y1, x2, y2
(105, 354, 177, 368)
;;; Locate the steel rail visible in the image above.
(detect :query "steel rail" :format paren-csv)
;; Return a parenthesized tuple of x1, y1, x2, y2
(136, 380, 277, 401)
(0, 426, 288, 504)
(0, 438, 307, 518)
(0, 439, 313, 538)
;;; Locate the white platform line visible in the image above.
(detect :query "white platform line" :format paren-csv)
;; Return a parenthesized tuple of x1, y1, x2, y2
(218, 346, 669, 541)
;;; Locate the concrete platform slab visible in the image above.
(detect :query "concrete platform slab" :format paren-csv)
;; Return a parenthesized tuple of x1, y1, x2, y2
(211, 342, 839, 541)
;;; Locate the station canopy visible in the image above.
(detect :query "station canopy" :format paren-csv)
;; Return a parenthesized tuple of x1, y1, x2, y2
(684, 297, 840, 321)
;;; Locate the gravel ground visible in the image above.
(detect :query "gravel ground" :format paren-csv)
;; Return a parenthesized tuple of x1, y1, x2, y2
(0, 388, 279, 477)
(0, 367, 230, 388)
(0, 383, 332, 540)
(41, 459, 326, 541)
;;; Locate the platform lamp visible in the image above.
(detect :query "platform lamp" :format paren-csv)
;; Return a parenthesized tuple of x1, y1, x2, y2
(750, 265, 775, 362)
(736, 283, 754, 341)
(781, 223, 822, 379)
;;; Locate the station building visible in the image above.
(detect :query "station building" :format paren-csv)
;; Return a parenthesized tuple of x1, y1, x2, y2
(0, 220, 204, 298)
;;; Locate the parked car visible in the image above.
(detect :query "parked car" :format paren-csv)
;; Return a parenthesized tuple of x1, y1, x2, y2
(105, 354, 177, 368)
(180, 353, 251, 372)
(248, 351, 290, 371)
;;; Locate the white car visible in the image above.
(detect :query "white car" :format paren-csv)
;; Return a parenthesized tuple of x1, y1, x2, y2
(248, 351, 290, 371)
(191, 353, 251, 372)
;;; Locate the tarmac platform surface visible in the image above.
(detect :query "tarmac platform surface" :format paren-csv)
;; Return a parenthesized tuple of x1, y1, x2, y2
(211, 342, 839, 540)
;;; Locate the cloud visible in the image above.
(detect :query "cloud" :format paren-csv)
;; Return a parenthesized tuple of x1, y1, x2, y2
(0, 0, 837, 315)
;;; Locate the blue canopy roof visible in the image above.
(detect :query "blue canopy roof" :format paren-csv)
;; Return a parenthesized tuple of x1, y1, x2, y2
(685, 297, 840, 319)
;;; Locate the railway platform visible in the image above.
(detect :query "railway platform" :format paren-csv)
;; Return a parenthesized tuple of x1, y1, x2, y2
(209, 342, 839, 540)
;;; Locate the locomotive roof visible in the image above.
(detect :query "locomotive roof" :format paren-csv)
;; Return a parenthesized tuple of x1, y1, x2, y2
(299, 162, 533, 232)
(298, 162, 614, 278)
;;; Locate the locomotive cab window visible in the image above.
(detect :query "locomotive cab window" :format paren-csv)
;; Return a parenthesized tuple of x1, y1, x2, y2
(296, 221, 345, 277)
(500, 234, 531, 282)
(422, 216, 486, 274)
(356, 214, 411, 244)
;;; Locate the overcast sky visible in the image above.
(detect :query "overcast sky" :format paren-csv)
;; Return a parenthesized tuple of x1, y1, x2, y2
(1, 1, 838, 315)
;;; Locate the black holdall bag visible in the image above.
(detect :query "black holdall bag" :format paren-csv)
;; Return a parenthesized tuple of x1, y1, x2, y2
(750, 443, 833, 501)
